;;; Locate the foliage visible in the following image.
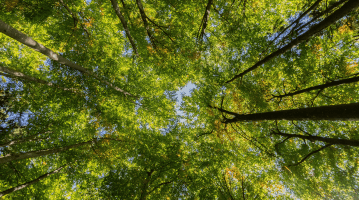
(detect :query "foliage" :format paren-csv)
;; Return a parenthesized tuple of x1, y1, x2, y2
(1, 0, 359, 199)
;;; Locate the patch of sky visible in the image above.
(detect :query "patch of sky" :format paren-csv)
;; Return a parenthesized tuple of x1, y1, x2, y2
(175, 81, 196, 122)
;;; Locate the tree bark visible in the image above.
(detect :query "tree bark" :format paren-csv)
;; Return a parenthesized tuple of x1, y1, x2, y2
(220, 103, 359, 123)
(272, 131, 359, 147)
(272, 75, 359, 99)
(110, 0, 139, 56)
(198, 0, 214, 40)
(0, 20, 133, 97)
(0, 66, 77, 92)
(0, 139, 94, 164)
(0, 165, 66, 197)
(226, 0, 359, 83)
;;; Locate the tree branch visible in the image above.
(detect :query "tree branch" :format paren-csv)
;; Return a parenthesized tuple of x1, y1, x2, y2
(135, 0, 157, 48)
(198, 0, 214, 41)
(287, 143, 333, 167)
(226, 0, 359, 83)
(110, 0, 139, 56)
(0, 20, 135, 97)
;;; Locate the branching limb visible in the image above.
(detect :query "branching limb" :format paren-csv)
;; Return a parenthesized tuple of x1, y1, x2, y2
(198, 0, 214, 41)
(59, 0, 90, 37)
(146, 17, 174, 43)
(135, 0, 157, 48)
(271, 130, 359, 147)
(0, 66, 78, 93)
(225, 0, 359, 83)
(110, 0, 139, 56)
(271, 76, 359, 100)
(287, 143, 333, 167)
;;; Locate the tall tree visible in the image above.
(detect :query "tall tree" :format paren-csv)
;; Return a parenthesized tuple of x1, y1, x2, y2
(1, 0, 359, 199)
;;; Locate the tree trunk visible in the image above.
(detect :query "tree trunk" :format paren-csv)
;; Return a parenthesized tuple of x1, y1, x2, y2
(221, 103, 359, 123)
(0, 165, 66, 197)
(110, 0, 138, 56)
(0, 66, 77, 92)
(0, 139, 94, 164)
(226, 0, 359, 83)
(0, 20, 133, 97)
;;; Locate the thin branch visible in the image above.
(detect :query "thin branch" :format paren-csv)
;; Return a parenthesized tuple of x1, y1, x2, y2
(287, 143, 333, 167)
(110, 0, 139, 56)
(59, 0, 90, 37)
(135, 0, 157, 48)
(0, 66, 78, 93)
(147, 181, 173, 195)
(146, 17, 174, 42)
(260, 0, 322, 60)
(271, 75, 359, 100)
(225, 0, 359, 83)
(272, 130, 359, 147)
(0, 165, 67, 197)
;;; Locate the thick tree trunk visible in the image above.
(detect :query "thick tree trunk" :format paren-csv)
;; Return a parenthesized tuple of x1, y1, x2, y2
(0, 20, 133, 97)
(110, 0, 138, 56)
(221, 103, 359, 123)
(272, 131, 359, 147)
(0, 140, 94, 164)
(0, 165, 66, 197)
(226, 0, 359, 83)
(272, 75, 359, 99)
(0, 66, 76, 92)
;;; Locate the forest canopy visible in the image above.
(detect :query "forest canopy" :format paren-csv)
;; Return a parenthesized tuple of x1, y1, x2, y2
(1, 0, 359, 199)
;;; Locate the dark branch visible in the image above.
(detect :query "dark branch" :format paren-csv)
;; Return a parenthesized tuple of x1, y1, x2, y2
(225, 0, 359, 83)
(110, 0, 139, 56)
(135, 0, 157, 48)
(287, 143, 333, 167)
(272, 130, 359, 147)
(198, 0, 214, 41)
(272, 75, 359, 100)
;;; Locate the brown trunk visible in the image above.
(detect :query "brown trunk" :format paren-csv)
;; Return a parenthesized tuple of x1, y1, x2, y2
(226, 0, 359, 83)
(0, 165, 66, 197)
(221, 103, 359, 123)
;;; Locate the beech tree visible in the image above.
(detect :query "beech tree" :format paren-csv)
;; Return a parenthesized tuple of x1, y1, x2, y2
(1, 0, 359, 199)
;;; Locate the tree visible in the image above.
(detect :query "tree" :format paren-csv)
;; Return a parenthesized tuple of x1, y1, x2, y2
(0, 0, 359, 199)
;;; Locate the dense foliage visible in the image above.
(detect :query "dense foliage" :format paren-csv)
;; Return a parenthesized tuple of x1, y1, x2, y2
(1, 0, 359, 199)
